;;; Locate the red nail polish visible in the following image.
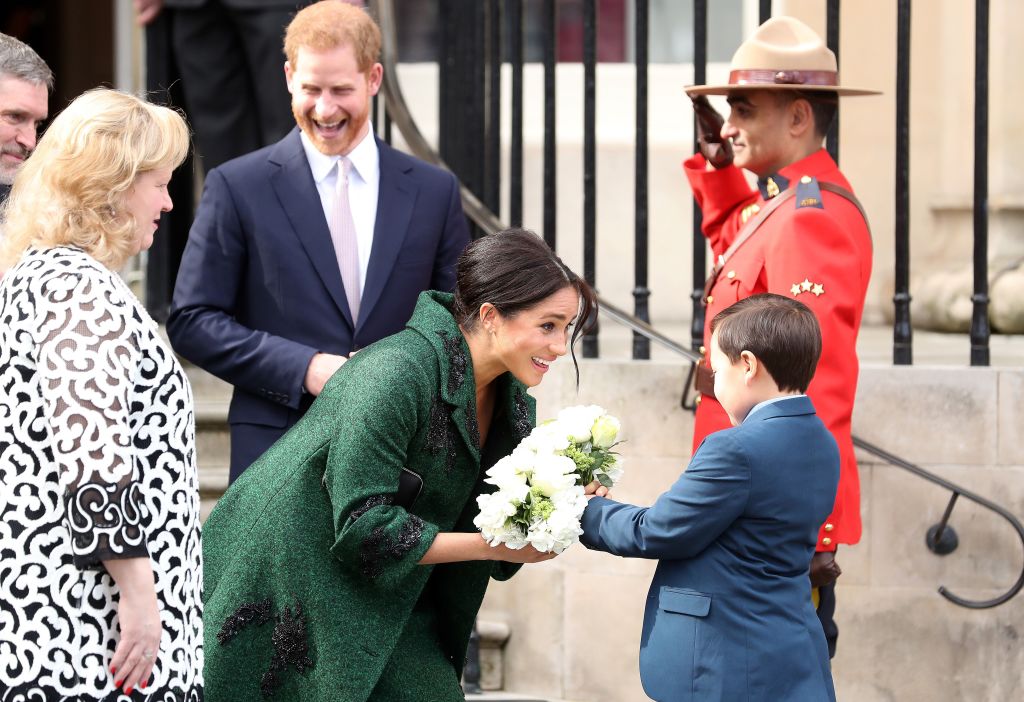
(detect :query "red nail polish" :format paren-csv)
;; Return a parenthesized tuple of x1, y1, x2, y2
(126, 687, 133, 695)
(110, 666, 117, 675)
(115, 679, 122, 687)
(141, 680, 148, 689)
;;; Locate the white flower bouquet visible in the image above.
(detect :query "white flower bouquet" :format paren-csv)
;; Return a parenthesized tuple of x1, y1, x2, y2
(474, 405, 623, 554)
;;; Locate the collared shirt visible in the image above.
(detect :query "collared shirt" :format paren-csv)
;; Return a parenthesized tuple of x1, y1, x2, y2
(743, 393, 806, 423)
(300, 125, 380, 294)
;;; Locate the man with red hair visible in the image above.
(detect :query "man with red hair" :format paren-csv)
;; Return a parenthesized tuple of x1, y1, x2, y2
(169, 1, 470, 481)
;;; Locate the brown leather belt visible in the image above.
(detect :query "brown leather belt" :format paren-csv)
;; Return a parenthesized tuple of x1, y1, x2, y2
(695, 363, 716, 400)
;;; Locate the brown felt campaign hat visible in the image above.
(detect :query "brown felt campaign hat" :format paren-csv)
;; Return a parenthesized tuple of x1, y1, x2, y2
(685, 16, 880, 97)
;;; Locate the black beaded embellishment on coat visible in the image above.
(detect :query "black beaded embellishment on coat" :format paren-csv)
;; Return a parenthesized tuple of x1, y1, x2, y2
(436, 330, 467, 396)
(217, 598, 273, 645)
(513, 388, 532, 442)
(426, 393, 458, 473)
(349, 494, 393, 523)
(465, 402, 481, 449)
(359, 515, 427, 579)
(260, 600, 314, 698)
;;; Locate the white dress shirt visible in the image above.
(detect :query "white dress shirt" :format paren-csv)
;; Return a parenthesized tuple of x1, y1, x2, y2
(743, 393, 807, 423)
(300, 125, 380, 294)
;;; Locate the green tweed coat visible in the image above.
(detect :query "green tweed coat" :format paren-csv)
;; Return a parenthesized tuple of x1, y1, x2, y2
(202, 291, 534, 701)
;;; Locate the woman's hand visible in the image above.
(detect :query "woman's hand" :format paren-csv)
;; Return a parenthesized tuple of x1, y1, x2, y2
(103, 557, 162, 695)
(486, 542, 559, 563)
(420, 532, 559, 564)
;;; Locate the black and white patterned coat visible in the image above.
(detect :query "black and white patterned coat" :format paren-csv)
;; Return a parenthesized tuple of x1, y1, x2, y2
(0, 247, 203, 701)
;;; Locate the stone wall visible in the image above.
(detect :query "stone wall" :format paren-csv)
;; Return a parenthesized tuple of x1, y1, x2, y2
(479, 359, 1024, 702)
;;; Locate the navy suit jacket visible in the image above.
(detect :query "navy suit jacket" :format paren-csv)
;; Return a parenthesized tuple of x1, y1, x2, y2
(167, 129, 469, 475)
(581, 396, 839, 702)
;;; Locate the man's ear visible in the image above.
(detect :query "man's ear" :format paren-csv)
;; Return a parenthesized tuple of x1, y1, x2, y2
(367, 63, 384, 97)
(284, 61, 294, 93)
(789, 98, 814, 139)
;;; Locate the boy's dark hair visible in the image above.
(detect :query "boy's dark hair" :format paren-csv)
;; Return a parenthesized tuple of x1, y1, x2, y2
(710, 293, 822, 393)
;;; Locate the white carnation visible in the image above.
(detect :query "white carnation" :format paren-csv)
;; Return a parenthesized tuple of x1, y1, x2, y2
(521, 422, 571, 454)
(530, 454, 578, 496)
(556, 405, 604, 443)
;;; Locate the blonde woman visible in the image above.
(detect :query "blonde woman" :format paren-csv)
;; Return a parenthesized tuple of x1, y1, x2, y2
(0, 89, 202, 700)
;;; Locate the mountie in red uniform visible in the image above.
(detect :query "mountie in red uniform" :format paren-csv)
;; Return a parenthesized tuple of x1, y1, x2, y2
(685, 148, 872, 552)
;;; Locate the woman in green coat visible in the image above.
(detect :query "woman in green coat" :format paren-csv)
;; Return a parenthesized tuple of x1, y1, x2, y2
(202, 229, 598, 701)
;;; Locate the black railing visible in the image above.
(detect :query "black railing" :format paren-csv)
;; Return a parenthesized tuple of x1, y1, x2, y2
(970, 0, 991, 366)
(582, 0, 598, 358)
(689, 0, 707, 353)
(371, 0, 1022, 616)
(893, 0, 913, 364)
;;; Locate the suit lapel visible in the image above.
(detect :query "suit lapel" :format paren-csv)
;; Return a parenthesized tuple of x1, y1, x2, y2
(268, 130, 355, 328)
(359, 140, 416, 332)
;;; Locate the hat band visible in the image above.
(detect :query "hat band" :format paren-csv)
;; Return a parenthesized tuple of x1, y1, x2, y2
(729, 69, 838, 87)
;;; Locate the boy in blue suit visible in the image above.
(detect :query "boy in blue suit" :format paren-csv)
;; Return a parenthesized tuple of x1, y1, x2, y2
(581, 293, 839, 701)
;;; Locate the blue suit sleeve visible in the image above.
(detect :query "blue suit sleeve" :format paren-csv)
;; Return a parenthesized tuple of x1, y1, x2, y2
(580, 432, 750, 560)
(166, 168, 317, 409)
(430, 172, 470, 292)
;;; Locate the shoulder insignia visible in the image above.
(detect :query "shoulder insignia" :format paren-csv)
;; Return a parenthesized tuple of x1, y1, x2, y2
(795, 175, 824, 209)
(791, 278, 825, 297)
(740, 203, 761, 224)
(757, 173, 789, 200)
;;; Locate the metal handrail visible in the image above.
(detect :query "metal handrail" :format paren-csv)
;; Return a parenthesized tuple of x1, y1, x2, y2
(852, 437, 1024, 609)
(369, 0, 1024, 610)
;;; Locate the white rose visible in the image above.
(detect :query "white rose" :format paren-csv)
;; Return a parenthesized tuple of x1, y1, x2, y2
(591, 414, 621, 449)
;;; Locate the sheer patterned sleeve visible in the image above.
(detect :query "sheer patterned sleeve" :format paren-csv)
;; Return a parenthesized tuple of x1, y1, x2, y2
(36, 270, 149, 569)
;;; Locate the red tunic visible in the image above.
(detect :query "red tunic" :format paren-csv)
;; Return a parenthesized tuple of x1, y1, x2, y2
(684, 149, 872, 551)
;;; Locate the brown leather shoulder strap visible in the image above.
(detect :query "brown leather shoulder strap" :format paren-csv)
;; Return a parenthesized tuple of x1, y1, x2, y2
(819, 181, 872, 238)
(702, 181, 872, 303)
(703, 188, 795, 301)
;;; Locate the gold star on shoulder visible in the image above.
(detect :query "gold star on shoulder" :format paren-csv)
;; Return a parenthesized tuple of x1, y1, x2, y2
(791, 279, 826, 298)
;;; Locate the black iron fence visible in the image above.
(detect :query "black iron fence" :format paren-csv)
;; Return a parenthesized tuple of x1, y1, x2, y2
(374, 0, 1003, 367)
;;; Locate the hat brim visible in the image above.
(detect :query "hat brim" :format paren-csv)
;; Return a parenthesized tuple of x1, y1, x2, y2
(685, 83, 881, 97)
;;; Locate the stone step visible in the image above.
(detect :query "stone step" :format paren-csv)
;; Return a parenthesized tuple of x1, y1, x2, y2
(198, 463, 229, 522)
(194, 399, 230, 467)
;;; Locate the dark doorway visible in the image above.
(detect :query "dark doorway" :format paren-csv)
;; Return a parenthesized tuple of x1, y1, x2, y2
(2, 0, 116, 120)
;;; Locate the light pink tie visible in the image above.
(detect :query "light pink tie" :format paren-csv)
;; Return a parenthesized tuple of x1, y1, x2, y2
(329, 157, 361, 324)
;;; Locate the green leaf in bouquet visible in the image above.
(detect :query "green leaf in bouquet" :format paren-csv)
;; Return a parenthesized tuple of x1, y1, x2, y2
(597, 473, 614, 489)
